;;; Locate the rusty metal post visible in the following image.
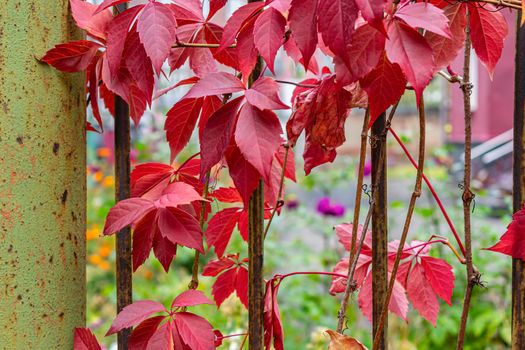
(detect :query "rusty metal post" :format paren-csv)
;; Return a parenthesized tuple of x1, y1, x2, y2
(371, 112, 388, 350)
(0, 0, 86, 347)
(512, 12, 525, 350)
(113, 5, 132, 350)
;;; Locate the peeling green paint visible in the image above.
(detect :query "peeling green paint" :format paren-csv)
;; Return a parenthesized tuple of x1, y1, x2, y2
(0, 1, 86, 348)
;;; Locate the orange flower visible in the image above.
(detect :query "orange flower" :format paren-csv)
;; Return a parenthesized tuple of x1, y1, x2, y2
(86, 225, 100, 241)
(97, 147, 111, 158)
(99, 244, 112, 258)
(98, 261, 110, 271)
(93, 171, 103, 182)
(102, 176, 115, 187)
(89, 254, 102, 265)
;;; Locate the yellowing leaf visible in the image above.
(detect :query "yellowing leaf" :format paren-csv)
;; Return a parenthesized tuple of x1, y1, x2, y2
(326, 330, 369, 350)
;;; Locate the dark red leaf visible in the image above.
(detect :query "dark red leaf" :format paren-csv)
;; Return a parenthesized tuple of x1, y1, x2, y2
(202, 255, 237, 276)
(253, 7, 286, 73)
(184, 72, 245, 99)
(225, 142, 262, 206)
(245, 77, 289, 110)
(146, 322, 174, 349)
(103, 198, 155, 235)
(205, 208, 242, 257)
(420, 256, 455, 305)
(132, 211, 156, 271)
(235, 266, 249, 308)
(175, 312, 215, 350)
(157, 207, 204, 253)
(165, 98, 203, 161)
(210, 187, 243, 203)
(288, 0, 318, 69)
(407, 263, 440, 326)
(211, 268, 237, 307)
(128, 316, 165, 350)
(171, 290, 213, 309)
(153, 231, 178, 272)
(219, 2, 265, 51)
(208, 0, 227, 20)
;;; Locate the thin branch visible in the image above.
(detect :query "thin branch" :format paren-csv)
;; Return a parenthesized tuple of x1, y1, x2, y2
(336, 109, 370, 333)
(471, 0, 521, 10)
(188, 171, 211, 290)
(456, 10, 482, 350)
(172, 41, 236, 49)
(373, 95, 426, 350)
(389, 128, 466, 257)
(438, 70, 463, 84)
(264, 144, 290, 239)
(274, 79, 318, 89)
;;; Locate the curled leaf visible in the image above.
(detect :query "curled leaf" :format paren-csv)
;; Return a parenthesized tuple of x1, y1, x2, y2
(326, 330, 368, 350)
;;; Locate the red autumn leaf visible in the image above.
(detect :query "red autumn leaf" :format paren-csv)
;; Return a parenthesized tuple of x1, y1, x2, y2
(394, 2, 451, 38)
(132, 211, 156, 270)
(245, 77, 289, 111)
(184, 72, 245, 99)
(105, 5, 144, 79)
(128, 316, 165, 350)
(303, 136, 337, 175)
(253, 7, 286, 74)
(74, 328, 102, 350)
(203, 255, 238, 276)
(107, 300, 167, 335)
(235, 103, 283, 181)
(94, 0, 130, 15)
(203, 23, 239, 71)
(235, 266, 249, 308)
(424, 3, 466, 72)
(236, 18, 259, 81)
(165, 98, 204, 161)
(225, 142, 262, 206)
(157, 207, 204, 253)
(187, 28, 220, 77)
(487, 205, 525, 261)
(361, 53, 406, 126)
(406, 263, 440, 326)
(87, 58, 103, 131)
(203, 256, 249, 309)
(103, 197, 155, 234)
(386, 21, 435, 102)
(171, 290, 213, 309)
(288, 0, 318, 69)
(137, 1, 177, 74)
(131, 163, 174, 194)
(317, 0, 359, 63)
(153, 232, 178, 272)
(343, 23, 386, 83)
(420, 256, 455, 305)
(70, 0, 113, 41)
(468, 3, 508, 77)
(205, 207, 242, 257)
(174, 312, 215, 350)
(207, 0, 227, 20)
(264, 280, 284, 350)
(42, 40, 101, 73)
(147, 322, 174, 349)
(219, 2, 265, 51)
(199, 96, 245, 175)
(355, 0, 385, 33)
(210, 267, 237, 307)
(210, 187, 243, 203)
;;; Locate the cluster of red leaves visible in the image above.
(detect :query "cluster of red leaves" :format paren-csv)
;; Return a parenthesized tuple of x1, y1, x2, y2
(203, 254, 249, 308)
(330, 224, 455, 326)
(74, 290, 217, 349)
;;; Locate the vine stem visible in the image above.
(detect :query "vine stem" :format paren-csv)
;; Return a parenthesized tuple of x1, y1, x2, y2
(389, 128, 466, 257)
(188, 171, 211, 290)
(263, 144, 290, 239)
(456, 10, 481, 350)
(336, 109, 370, 333)
(373, 96, 426, 350)
(274, 79, 318, 89)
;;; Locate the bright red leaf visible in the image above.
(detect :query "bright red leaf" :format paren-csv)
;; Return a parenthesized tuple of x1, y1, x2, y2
(107, 300, 167, 335)
(288, 0, 318, 69)
(70, 0, 112, 41)
(74, 328, 102, 350)
(41, 41, 101, 73)
(487, 205, 525, 261)
(253, 7, 286, 73)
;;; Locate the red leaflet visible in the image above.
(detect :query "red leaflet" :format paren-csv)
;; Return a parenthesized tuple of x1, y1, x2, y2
(263, 280, 284, 350)
(343, 23, 386, 83)
(128, 316, 165, 350)
(203, 23, 239, 71)
(171, 290, 214, 308)
(225, 142, 262, 205)
(70, 0, 112, 41)
(205, 207, 242, 257)
(253, 7, 286, 74)
(41, 41, 101, 73)
(94, 0, 130, 15)
(184, 72, 245, 99)
(386, 21, 435, 103)
(137, 1, 177, 74)
(208, 0, 227, 20)
(203, 257, 249, 308)
(74, 328, 101, 350)
(303, 136, 337, 175)
(103, 197, 155, 234)
(199, 96, 245, 176)
(420, 256, 455, 305)
(468, 3, 508, 78)
(147, 322, 174, 349)
(395, 2, 451, 38)
(175, 312, 215, 350)
(235, 103, 283, 181)
(424, 3, 466, 72)
(210, 187, 243, 203)
(131, 162, 174, 198)
(288, 0, 318, 69)
(406, 263, 440, 326)
(360, 53, 406, 126)
(165, 98, 204, 161)
(106, 6, 143, 79)
(487, 205, 525, 261)
(245, 77, 289, 111)
(355, 0, 385, 33)
(236, 18, 259, 81)
(317, 0, 359, 63)
(107, 300, 167, 335)
(219, 2, 265, 51)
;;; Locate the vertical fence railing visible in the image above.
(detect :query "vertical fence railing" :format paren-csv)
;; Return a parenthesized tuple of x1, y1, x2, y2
(113, 4, 133, 347)
(512, 12, 525, 350)
(371, 112, 388, 350)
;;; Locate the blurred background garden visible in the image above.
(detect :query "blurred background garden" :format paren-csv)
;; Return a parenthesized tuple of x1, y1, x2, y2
(82, 2, 516, 349)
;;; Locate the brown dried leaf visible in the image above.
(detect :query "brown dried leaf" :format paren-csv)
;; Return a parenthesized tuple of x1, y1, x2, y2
(326, 330, 369, 350)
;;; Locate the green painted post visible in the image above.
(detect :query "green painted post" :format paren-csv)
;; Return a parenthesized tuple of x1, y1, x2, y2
(0, 1, 86, 348)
